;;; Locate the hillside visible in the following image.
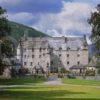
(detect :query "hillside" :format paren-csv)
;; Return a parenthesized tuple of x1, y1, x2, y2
(8, 21, 48, 41)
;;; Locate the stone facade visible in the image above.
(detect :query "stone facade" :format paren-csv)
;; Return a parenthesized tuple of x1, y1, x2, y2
(17, 36, 89, 74)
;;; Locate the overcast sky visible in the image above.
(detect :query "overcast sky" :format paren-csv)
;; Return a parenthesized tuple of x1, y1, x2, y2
(0, 0, 100, 39)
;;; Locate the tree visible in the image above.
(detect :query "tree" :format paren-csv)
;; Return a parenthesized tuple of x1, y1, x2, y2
(0, 6, 14, 75)
(0, 7, 11, 39)
(89, 4, 100, 57)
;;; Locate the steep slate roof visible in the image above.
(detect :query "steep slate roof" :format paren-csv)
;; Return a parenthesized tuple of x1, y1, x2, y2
(21, 36, 88, 51)
(70, 64, 86, 69)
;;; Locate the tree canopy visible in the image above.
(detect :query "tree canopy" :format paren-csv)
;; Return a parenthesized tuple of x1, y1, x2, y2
(0, 7, 11, 39)
(89, 4, 100, 57)
(0, 6, 14, 74)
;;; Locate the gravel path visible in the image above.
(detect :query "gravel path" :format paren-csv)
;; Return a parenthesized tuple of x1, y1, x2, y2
(43, 78, 62, 85)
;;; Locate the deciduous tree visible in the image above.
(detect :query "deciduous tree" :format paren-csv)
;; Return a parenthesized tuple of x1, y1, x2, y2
(89, 4, 100, 57)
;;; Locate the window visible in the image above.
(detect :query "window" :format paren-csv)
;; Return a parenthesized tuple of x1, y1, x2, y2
(67, 61, 69, 65)
(77, 47, 80, 51)
(65, 38, 67, 42)
(32, 55, 34, 58)
(77, 61, 80, 65)
(27, 55, 29, 58)
(51, 61, 53, 64)
(43, 53, 45, 56)
(43, 48, 46, 50)
(59, 54, 61, 57)
(47, 62, 49, 66)
(39, 55, 41, 58)
(24, 48, 26, 52)
(51, 47, 53, 51)
(77, 54, 80, 57)
(67, 47, 70, 51)
(24, 62, 27, 65)
(30, 62, 33, 66)
(67, 54, 69, 57)
(59, 47, 62, 51)
(39, 47, 42, 52)
(32, 48, 34, 52)
(24, 55, 26, 58)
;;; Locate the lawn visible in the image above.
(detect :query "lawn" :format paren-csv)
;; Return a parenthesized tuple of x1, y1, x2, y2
(62, 78, 100, 86)
(0, 85, 100, 100)
(0, 76, 45, 85)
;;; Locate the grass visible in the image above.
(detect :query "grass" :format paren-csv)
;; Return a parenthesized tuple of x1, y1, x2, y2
(0, 76, 45, 85)
(62, 78, 100, 86)
(0, 85, 100, 100)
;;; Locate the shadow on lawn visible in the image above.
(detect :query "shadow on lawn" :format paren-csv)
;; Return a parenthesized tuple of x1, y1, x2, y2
(0, 89, 98, 100)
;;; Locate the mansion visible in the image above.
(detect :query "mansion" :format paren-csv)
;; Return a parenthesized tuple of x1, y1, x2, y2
(17, 36, 89, 74)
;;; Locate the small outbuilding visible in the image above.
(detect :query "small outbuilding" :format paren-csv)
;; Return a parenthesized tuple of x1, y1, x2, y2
(69, 64, 86, 75)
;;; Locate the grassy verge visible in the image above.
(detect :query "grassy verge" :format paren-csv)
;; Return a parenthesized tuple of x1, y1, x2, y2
(0, 85, 100, 100)
(0, 76, 45, 85)
(62, 78, 100, 86)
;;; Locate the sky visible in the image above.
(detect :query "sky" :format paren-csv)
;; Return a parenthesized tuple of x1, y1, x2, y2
(0, 0, 100, 42)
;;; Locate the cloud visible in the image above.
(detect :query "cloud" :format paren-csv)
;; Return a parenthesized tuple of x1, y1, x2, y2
(32, 1, 93, 36)
(0, 0, 63, 13)
(8, 12, 35, 25)
(64, 0, 100, 6)
(2, 0, 99, 39)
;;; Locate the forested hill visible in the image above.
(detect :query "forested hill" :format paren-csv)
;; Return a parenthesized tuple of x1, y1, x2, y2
(8, 21, 48, 41)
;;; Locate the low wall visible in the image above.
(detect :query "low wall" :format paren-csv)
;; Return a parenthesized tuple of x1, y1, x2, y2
(76, 75, 100, 80)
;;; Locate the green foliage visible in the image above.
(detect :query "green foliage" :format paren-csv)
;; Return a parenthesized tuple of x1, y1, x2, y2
(0, 6, 14, 74)
(85, 70, 95, 76)
(0, 76, 45, 85)
(18, 67, 29, 75)
(8, 21, 48, 41)
(89, 4, 100, 57)
(0, 6, 13, 58)
(62, 78, 100, 86)
(0, 7, 11, 39)
(1, 39, 14, 57)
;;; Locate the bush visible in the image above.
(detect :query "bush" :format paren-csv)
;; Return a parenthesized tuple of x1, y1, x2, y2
(18, 67, 29, 76)
(85, 70, 95, 76)
(97, 68, 100, 74)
